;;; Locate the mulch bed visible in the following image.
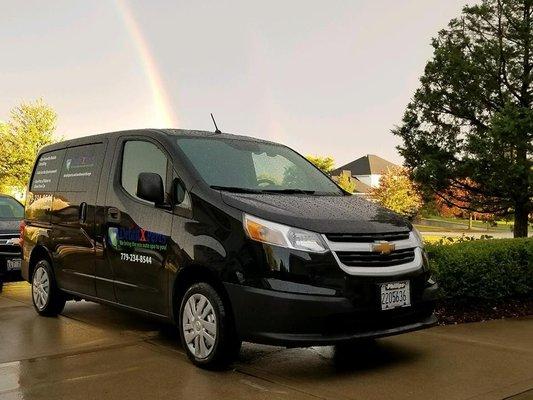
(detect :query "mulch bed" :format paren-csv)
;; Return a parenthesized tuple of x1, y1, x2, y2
(435, 297, 533, 325)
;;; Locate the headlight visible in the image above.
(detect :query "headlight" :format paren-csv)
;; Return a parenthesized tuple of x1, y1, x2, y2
(243, 214, 328, 253)
(412, 226, 424, 247)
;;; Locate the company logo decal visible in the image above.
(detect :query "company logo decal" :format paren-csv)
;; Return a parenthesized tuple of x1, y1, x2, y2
(63, 155, 95, 178)
(372, 241, 396, 255)
(108, 227, 168, 251)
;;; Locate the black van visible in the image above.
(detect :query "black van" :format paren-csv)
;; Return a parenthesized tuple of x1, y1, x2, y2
(0, 194, 24, 291)
(22, 129, 438, 368)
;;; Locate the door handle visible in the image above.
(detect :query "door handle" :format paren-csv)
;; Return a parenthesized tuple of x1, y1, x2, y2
(79, 202, 88, 223)
(107, 207, 121, 222)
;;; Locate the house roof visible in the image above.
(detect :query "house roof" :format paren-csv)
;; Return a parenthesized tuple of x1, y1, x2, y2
(353, 177, 371, 194)
(331, 171, 372, 194)
(332, 154, 398, 176)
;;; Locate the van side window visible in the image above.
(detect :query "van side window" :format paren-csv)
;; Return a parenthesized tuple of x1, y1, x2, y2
(121, 141, 168, 201)
(58, 144, 104, 192)
(30, 150, 65, 192)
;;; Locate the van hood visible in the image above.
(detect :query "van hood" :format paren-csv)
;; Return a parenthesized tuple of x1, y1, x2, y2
(221, 193, 411, 234)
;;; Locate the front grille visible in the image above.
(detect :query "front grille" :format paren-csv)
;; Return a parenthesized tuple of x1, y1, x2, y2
(0, 244, 20, 255)
(336, 248, 416, 267)
(326, 231, 410, 243)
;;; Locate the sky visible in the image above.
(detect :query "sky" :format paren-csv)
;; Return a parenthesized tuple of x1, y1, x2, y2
(0, 0, 472, 166)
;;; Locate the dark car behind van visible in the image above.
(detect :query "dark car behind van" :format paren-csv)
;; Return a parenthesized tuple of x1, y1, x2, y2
(22, 129, 438, 368)
(0, 194, 23, 291)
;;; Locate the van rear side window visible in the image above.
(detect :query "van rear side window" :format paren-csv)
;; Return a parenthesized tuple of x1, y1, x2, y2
(30, 150, 65, 192)
(58, 144, 103, 192)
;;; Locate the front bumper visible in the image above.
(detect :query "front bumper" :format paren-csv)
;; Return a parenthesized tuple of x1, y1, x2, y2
(225, 281, 439, 346)
(0, 246, 23, 281)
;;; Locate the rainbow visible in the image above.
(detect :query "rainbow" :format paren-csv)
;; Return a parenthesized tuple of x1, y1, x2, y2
(114, 0, 178, 128)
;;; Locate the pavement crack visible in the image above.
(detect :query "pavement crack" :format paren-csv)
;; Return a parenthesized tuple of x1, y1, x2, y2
(0, 340, 144, 365)
(421, 331, 533, 355)
(503, 388, 533, 400)
(234, 367, 349, 400)
(0, 365, 142, 396)
(234, 368, 334, 400)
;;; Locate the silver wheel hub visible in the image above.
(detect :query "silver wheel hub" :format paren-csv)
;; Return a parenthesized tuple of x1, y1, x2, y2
(194, 320, 202, 331)
(32, 266, 50, 311)
(182, 293, 217, 359)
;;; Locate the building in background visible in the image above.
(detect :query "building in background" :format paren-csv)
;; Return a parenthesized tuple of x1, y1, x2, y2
(331, 154, 399, 194)
(331, 171, 371, 195)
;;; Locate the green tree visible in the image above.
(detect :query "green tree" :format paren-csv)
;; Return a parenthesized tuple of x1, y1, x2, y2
(306, 155, 335, 174)
(0, 99, 59, 193)
(370, 167, 424, 217)
(393, 0, 533, 237)
(337, 170, 356, 193)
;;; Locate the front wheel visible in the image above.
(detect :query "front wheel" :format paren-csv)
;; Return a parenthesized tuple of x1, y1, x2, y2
(179, 282, 241, 369)
(32, 259, 66, 316)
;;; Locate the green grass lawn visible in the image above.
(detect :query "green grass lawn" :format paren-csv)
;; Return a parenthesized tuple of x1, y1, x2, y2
(413, 224, 464, 233)
(419, 215, 513, 232)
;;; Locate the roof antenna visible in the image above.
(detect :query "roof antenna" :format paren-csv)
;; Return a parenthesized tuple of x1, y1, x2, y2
(210, 113, 221, 134)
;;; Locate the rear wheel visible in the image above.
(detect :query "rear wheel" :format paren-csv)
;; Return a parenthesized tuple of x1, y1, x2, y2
(32, 259, 66, 316)
(178, 282, 241, 369)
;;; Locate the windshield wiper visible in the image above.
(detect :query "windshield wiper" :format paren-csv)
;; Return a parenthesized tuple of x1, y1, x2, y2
(211, 186, 317, 195)
(261, 188, 316, 194)
(210, 185, 263, 194)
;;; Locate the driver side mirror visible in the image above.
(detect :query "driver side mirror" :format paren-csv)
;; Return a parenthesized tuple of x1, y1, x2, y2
(137, 172, 164, 205)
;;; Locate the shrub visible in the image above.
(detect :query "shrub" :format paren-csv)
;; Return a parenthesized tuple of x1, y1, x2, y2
(425, 238, 533, 301)
(424, 234, 494, 246)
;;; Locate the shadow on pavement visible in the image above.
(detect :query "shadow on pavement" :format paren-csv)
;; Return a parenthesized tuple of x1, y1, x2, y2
(2, 283, 419, 376)
(333, 339, 420, 372)
(62, 299, 416, 376)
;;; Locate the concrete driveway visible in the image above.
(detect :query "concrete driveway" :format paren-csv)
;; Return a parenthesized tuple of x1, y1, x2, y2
(0, 282, 532, 400)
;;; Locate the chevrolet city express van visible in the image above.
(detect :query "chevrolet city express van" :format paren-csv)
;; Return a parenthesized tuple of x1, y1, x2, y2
(22, 129, 438, 368)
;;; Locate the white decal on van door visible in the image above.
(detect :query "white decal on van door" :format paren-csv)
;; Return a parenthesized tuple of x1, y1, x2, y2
(120, 252, 153, 264)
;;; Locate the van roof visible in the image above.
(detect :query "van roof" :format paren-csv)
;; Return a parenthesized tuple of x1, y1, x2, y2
(38, 128, 279, 154)
(164, 129, 277, 144)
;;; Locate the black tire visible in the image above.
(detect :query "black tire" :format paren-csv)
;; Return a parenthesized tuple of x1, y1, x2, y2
(31, 259, 66, 317)
(178, 282, 241, 369)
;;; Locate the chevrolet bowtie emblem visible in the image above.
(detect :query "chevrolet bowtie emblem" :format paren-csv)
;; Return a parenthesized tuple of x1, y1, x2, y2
(372, 241, 396, 255)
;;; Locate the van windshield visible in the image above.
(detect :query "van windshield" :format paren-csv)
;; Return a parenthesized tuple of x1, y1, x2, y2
(0, 196, 24, 220)
(176, 137, 343, 195)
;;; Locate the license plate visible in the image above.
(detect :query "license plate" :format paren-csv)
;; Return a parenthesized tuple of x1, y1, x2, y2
(6, 258, 21, 271)
(380, 280, 410, 310)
